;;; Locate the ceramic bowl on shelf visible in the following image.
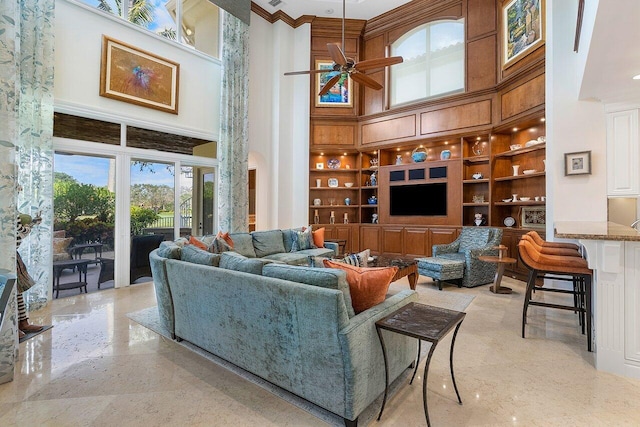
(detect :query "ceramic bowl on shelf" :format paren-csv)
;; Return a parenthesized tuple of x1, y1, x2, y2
(519, 197, 531, 201)
(523, 169, 536, 175)
(344, 182, 354, 188)
(502, 198, 512, 203)
(509, 144, 522, 150)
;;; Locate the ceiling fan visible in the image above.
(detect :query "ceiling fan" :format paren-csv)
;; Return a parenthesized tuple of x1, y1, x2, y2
(283, 0, 403, 96)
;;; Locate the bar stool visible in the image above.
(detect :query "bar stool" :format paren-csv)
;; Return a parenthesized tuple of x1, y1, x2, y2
(526, 230, 582, 253)
(517, 239, 593, 352)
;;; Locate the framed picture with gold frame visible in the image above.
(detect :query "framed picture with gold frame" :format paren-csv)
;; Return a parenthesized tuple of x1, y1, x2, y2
(100, 35, 180, 114)
(520, 206, 546, 229)
(315, 60, 352, 107)
(502, 0, 545, 68)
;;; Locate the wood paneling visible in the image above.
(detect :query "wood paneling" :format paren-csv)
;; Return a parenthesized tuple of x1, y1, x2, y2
(428, 227, 458, 248)
(382, 227, 403, 255)
(311, 122, 357, 146)
(363, 34, 386, 116)
(362, 115, 416, 145)
(467, 36, 496, 92)
(501, 74, 545, 120)
(360, 226, 381, 254)
(403, 227, 429, 257)
(466, 0, 496, 40)
(420, 100, 492, 135)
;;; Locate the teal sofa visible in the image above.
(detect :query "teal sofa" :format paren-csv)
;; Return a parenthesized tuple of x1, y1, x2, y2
(149, 229, 418, 426)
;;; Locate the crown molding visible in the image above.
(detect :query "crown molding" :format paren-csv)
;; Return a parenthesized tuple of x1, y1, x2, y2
(251, 2, 315, 28)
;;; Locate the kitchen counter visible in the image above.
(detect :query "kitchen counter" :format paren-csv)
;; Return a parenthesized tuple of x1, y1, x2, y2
(555, 221, 640, 241)
(553, 221, 640, 380)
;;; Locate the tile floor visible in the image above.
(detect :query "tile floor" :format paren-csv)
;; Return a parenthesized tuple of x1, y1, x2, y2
(1, 275, 640, 426)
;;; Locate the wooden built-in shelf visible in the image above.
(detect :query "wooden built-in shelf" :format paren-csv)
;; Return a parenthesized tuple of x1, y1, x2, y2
(313, 169, 358, 173)
(494, 143, 546, 158)
(310, 205, 359, 208)
(463, 156, 490, 163)
(311, 187, 360, 190)
(463, 178, 490, 184)
(494, 201, 546, 206)
(494, 172, 545, 181)
(463, 202, 490, 207)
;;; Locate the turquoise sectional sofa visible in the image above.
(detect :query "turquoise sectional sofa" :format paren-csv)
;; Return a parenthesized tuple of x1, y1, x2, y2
(149, 228, 418, 426)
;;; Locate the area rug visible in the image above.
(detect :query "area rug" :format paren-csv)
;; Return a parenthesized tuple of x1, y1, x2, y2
(19, 325, 53, 343)
(127, 287, 474, 426)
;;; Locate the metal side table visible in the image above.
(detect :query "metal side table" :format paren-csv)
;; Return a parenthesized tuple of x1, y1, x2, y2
(376, 302, 466, 427)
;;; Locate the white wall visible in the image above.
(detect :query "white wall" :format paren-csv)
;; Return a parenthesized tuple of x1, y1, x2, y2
(248, 13, 310, 230)
(546, 0, 608, 234)
(55, 0, 221, 138)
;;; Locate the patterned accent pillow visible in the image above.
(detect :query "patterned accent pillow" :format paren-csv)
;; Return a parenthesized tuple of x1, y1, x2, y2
(291, 227, 316, 252)
(188, 236, 208, 250)
(212, 236, 233, 254)
(342, 249, 370, 267)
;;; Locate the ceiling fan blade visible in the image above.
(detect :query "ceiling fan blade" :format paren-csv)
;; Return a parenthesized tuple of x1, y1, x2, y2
(353, 56, 404, 72)
(284, 69, 329, 76)
(327, 43, 348, 66)
(350, 72, 383, 90)
(318, 73, 343, 96)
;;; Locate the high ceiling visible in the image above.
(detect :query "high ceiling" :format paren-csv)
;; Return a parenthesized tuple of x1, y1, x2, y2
(251, 0, 412, 20)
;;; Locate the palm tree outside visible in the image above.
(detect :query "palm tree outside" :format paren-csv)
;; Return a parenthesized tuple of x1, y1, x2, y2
(97, 0, 154, 27)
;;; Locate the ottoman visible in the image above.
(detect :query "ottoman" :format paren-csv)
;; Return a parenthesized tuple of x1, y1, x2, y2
(416, 257, 465, 290)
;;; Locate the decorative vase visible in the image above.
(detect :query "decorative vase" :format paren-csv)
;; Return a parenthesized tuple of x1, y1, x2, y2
(440, 149, 451, 160)
(512, 165, 520, 176)
(343, 213, 349, 224)
(313, 210, 320, 225)
(315, 178, 321, 187)
(396, 154, 403, 165)
(472, 141, 484, 156)
(329, 212, 335, 224)
(344, 197, 351, 206)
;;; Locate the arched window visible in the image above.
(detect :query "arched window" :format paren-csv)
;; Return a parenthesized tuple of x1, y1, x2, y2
(390, 19, 465, 106)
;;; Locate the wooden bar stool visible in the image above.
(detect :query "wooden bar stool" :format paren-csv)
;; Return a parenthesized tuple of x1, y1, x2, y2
(517, 239, 593, 352)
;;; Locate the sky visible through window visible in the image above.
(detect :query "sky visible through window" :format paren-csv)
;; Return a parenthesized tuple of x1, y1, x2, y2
(54, 154, 176, 187)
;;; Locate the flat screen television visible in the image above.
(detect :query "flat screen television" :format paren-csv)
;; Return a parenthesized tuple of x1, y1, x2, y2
(390, 183, 447, 216)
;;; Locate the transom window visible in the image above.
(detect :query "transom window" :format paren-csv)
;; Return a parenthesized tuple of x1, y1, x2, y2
(76, 0, 220, 58)
(390, 19, 465, 107)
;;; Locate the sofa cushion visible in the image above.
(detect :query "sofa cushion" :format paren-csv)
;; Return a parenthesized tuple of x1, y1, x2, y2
(220, 251, 266, 275)
(53, 230, 66, 238)
(212, 235, 233, 253)
(291, 227, 316, 251)
(281, 228, 300, 252)
(296, 247, 335, 258)
(252, 230, 285, 257)
(262, 252, 309, 265)
(157, 241, 182, 259)
(181, 244, 221, 266)
(262, 263, 356, 318)
(307, 255, 329, 268)
(229, 233, 256, 258)
(324, 260, 398, 314)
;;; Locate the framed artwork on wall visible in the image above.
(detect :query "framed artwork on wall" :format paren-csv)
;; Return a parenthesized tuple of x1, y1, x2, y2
(520, 206, 546, 229)
(100, 35, 180, 114)
(502, 0, 545, 68)
(315, 60, 352, 107)
(564, 150, 592, 176)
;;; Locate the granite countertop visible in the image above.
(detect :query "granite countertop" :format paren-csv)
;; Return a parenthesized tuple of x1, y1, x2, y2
(555, 221, 640, 241)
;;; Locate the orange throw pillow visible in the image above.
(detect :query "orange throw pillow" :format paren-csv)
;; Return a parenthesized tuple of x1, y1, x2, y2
(311, 227, 325, 248)
(216, 231, 234, 248)
(189, 236, 208, 250)
(323, 260, 398, 314)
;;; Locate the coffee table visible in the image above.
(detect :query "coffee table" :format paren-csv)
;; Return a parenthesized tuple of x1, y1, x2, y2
(52, 259, 90, 298)
(369, 255, 419, 290)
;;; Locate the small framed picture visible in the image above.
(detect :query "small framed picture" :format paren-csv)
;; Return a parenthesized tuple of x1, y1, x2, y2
(564, 150, 591, 176)
(315, 163, 324, 170)
(520, 206, 545, 229)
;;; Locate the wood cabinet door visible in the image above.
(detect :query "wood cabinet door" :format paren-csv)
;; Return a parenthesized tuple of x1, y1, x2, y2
(382, 227, 403, 256)
(404, 227, 429, 258)
(334, 225, 353, 253)
(360, 226, 381, 255)
(428, 227, 459, 256)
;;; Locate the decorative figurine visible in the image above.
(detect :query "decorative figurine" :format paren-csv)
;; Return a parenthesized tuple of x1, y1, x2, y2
(396, 154, 403, 165)
(371, 213, 379, 224)
(343, 212, 349, 224)
(370, 172, 377, 186)
(474, 213, 486, 226)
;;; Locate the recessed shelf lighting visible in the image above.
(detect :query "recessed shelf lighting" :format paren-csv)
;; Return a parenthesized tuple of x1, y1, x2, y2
(512, 128, 518, 132)
(633, 74, 640, 80)
(540, 117, 546, 122)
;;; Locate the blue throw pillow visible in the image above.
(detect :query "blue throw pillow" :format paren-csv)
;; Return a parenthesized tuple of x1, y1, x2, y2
(291, 227, 316, 252)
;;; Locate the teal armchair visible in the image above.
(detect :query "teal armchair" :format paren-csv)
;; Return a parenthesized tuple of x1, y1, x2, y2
(432, 227, 503, 287)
